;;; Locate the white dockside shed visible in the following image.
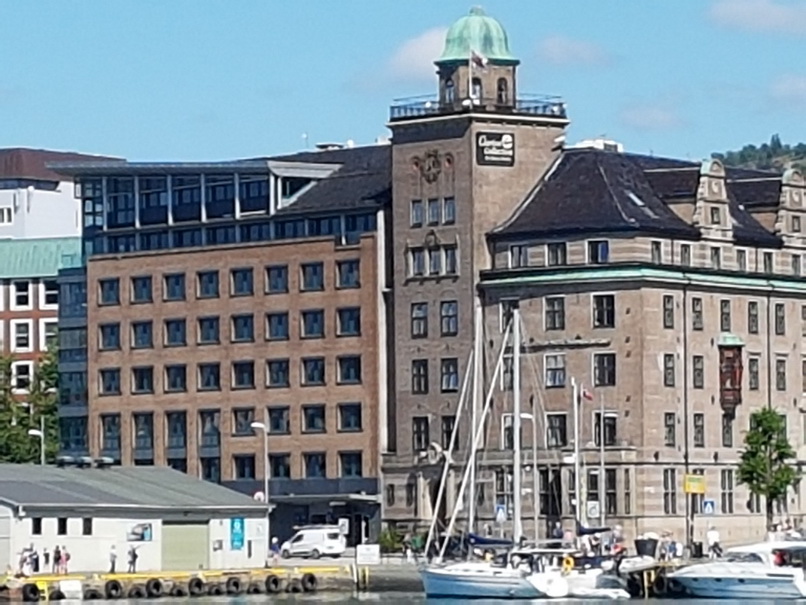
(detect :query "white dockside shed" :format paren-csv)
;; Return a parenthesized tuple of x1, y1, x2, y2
(0, 461, 269, 573)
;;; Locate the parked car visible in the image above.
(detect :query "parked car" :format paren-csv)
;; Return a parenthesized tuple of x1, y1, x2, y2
(280, 525, 347, 559)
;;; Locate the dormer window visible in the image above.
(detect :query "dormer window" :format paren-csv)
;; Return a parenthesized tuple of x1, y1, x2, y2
(737, 249, 747, 272)
(509, 245, 529, 268)
(710, 247, 722, 270)
(651, 241, 663, 264)
(547, 242, 567, 266)
(710, 207, 721, 225)
(496, 78, 508, 105)
(763, 252, 774, 274)
(588, 240, 610, 264)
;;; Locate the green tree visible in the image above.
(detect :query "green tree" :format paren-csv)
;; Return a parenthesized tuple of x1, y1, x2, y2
(0, 347, 59, 464)
(737, 408, 800, 527)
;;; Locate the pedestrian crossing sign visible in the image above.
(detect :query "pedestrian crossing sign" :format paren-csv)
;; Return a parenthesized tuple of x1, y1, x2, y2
(701, 499, 716, 515)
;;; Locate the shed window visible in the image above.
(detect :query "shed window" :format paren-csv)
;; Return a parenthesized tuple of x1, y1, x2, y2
(57, 518, 68, 535)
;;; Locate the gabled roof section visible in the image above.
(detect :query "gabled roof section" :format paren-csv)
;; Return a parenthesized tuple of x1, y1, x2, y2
(726, 186, 782, 247)
(0, 237, 82, 279)
(728, 178, 781, 209)
(494, 149, 700, 239)
(0, 148, 119, 181)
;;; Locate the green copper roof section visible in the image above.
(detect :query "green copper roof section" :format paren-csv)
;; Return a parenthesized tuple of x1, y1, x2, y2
(436, 7, 519, 66)
(0, 237, 82, 279)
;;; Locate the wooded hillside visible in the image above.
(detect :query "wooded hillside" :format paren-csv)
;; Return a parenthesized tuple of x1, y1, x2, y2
(712, 135, 806, 173)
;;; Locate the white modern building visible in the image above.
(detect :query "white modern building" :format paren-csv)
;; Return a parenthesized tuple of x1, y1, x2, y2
(0, 461, 269, 573)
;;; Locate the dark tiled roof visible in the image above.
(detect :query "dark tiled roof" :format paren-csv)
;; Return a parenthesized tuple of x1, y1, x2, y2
(727, 187, 782, 247)
(273, 145, 392, 216)
(495, 149, 700, 239)
(728, 178, 781, 208)
(623, 153, 697, 170)
(0, 148, 119, 181)
(642, 168, 700, 200)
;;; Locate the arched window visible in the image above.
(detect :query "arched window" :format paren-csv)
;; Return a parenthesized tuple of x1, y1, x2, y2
(445, 79, 455, 104)
(471, 77, 483, 101)
(497, 78, 508, 104)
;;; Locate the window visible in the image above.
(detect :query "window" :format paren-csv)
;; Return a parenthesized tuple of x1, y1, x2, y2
(509, 245, 528, 268)
(588, 240, 610, 264)
(11, 280, 31, 309)
(443, 197, 456, 224)
(412, 359, 428, 394)
(545, 297, 565, 330)
(409, 248, 425, 276)
(99, 323, 120, 351)
(594, 412, 617, 447)
(301, 310, 325, 338)
(710, 206, 721, 225)
(11, 362, 32, 392)
(604, 469, 617, 516)
(680, 244, 691, 266)
(232, 361, 255, 389)
(720, 299, 731, 332)
(201, 457, 221, 483)
(100, 368, 121, 395)
(165, 412, 187, 449)
(412, 416, 429, 451)
(748, 357, 760, 390)
(338, 355, 362, 384)
(302, 357, 326, 386)
(234, 455, 256, 480)
(794, 216, 802, 233)
(164, 319, 186, 346)
(131, 276, 152, 303)
(336, 307, 361, 336)
(302, 262, 325, 291)
(267, 359, 290, 387)
(663, 295, 674, 329)
(133, 412, 153, 449)
(268, 407, 290, 434)
(440, 415, 456, 449)
(230, 268, 254, 296)
(777, 358, 787, 391)
(41, 280, 59, 308)
(198, 316, 220, 344)
(410, 199, 424, 227)
(693, 413, 705, 448)
(440, 301, 458, 336)
(199, 410, 221, 447)
(340, 452, 363, 478)
(793, 254, 802, 276)
(131, 321, 153, 349)
(545, 354, 566, 388)
(546, 413, 567, 448)
(737, 249, 747, 271)
(101, 414, 121, 451)
(304, 453, 326, 478)
(651, 241, 663, 263)
(197, 270, 219, 298)
(339, 403, 362, 432)
(386, 485, 396, 507)
(501, 355, 514, 391)
(266, 265, 289, 293)
(720, 469, 735, 514)
(57, 518, 68, 536)
(270, 453, 291, 478)
(427, 198, 440, 225)
(132, 366, 154, 394)
(428, 247, 442, 275)
(663, 354, 675, 387)
(440, 358, 459, 392)
(164, 364, 186, 392)
(163, 273, 185, 301)
(411, 303, 428, 338)
(722, 413, 733, 447)
(198, 363, 221, 391)
(764, 251, 774, 274)
(99, 278, 120, 305)
(495, 467, 514, 514)
(266, 312, 289, 340)
(693, 355, 704, 389)
(593, 353, 616, 386)
(748, 301, 759, 334)
(0, 206, 11, 225)
(547, 242, 567, 266)
(664, 412, 676, 447)
(663, 469, 677, 514)
(692, 297, 703, 330)
(593, 294, 615, 328)
(711, 247, 721, 269)
(444, 245, 458, 274)
(775, 302, 786, 335)
(231, 407, 255, 436)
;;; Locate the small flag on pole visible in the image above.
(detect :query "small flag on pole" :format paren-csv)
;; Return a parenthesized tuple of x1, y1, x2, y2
(580, 385, 594, 402)
(470, 49, 488, 68)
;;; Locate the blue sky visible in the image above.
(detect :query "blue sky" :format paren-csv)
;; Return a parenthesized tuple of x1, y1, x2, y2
(2, 0, 806, 161)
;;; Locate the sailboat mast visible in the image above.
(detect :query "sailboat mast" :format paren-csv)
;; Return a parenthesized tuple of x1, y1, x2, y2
(512, 307, 523, 545)
(572, 378, 582, 527)
(469, 301, 482, 533)
(599, 392, 606, 528)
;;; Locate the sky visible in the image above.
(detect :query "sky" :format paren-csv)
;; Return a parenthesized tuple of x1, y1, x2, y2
(2, 0, 806, 162)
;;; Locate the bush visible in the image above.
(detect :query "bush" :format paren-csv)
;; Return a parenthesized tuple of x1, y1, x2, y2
(378, 527, 403, 553)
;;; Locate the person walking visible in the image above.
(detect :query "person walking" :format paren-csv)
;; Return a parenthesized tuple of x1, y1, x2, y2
(127, 546, 138, 573)
(109, 545, 117, 573)
(706, 526, 722, 559)
(52, 546, 61, 574)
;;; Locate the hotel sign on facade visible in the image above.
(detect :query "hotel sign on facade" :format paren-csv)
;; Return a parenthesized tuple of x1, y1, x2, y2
(476, 132, 515, 167)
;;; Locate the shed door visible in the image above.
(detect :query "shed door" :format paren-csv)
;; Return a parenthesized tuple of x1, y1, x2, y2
(162, 522, 209, 571)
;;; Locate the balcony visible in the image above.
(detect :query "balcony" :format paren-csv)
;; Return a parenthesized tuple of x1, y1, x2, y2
(389, 94, 567, 121)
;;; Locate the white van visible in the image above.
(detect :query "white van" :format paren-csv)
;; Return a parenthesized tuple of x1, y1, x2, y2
(280, 525, 347, 559)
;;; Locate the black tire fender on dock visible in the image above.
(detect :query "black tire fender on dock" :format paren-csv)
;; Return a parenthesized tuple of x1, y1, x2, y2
(265, 574, 282, 593)
(188, 577, 205, 596)
(286, 578, 303, 593)
(127, 585, 146, 599)
(301, 573, 318, 593)
(207, 583, 224, 596)
(21, 583, 40, 602)
(84, 588, 103, 600)
(146, 578, 164, 598)
(104, 579, 124, 599)
(49, 589, 65, 601)
(667, 577, 685, 596)
(170, 584, 188, 597)
(246, 582, 263, 594)
(653, 572, 668, 596)
(225, 576, 242, 595)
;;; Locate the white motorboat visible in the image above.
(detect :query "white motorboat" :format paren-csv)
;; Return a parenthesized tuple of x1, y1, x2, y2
(668, 540, 806, 599)
(420, 560, 569, 599)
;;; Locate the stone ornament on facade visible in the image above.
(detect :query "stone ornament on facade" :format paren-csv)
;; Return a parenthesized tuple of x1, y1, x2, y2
(420, 151, 442, 183)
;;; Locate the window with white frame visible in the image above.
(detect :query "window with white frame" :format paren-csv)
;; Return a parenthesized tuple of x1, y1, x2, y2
(40, 280, 59, 309)
(11, 361, 33, 392)
(544, 354, 566, 388)
(11, 280, 31, 310)
(0, 206, 12, 225)
(10, 319, 32, 352)
(39, 319, 58, 351)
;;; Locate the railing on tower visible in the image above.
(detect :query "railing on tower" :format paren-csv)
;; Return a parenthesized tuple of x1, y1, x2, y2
(389, 93, 567, 121)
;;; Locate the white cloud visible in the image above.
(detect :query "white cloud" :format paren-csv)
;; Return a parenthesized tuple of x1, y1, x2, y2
(770, 74, 806, 107)
(710, 0, 806, 34)
(387, 27, 448, 84)
(536, 35, 610, 67)
(619, 105, 683, 131)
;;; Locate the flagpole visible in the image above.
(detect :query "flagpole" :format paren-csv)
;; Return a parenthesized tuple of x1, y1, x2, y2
(572, 378, 581, 528)
(599, 392, 606, 529)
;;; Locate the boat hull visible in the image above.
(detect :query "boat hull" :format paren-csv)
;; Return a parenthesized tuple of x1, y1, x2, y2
(672, 574, 805, 600)
(420, 566, 568, 599)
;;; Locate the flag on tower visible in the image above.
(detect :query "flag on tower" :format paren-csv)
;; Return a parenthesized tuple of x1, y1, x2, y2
(470, 49, 488, 68)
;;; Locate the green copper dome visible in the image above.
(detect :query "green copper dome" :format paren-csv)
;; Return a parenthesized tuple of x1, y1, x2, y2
(436, 7, 519, 66)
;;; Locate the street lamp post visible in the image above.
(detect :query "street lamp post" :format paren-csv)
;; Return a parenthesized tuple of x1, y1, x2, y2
(28, 415, 45, 466)
(250, 421, 271, 549)
(520, 412, 539, 542)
